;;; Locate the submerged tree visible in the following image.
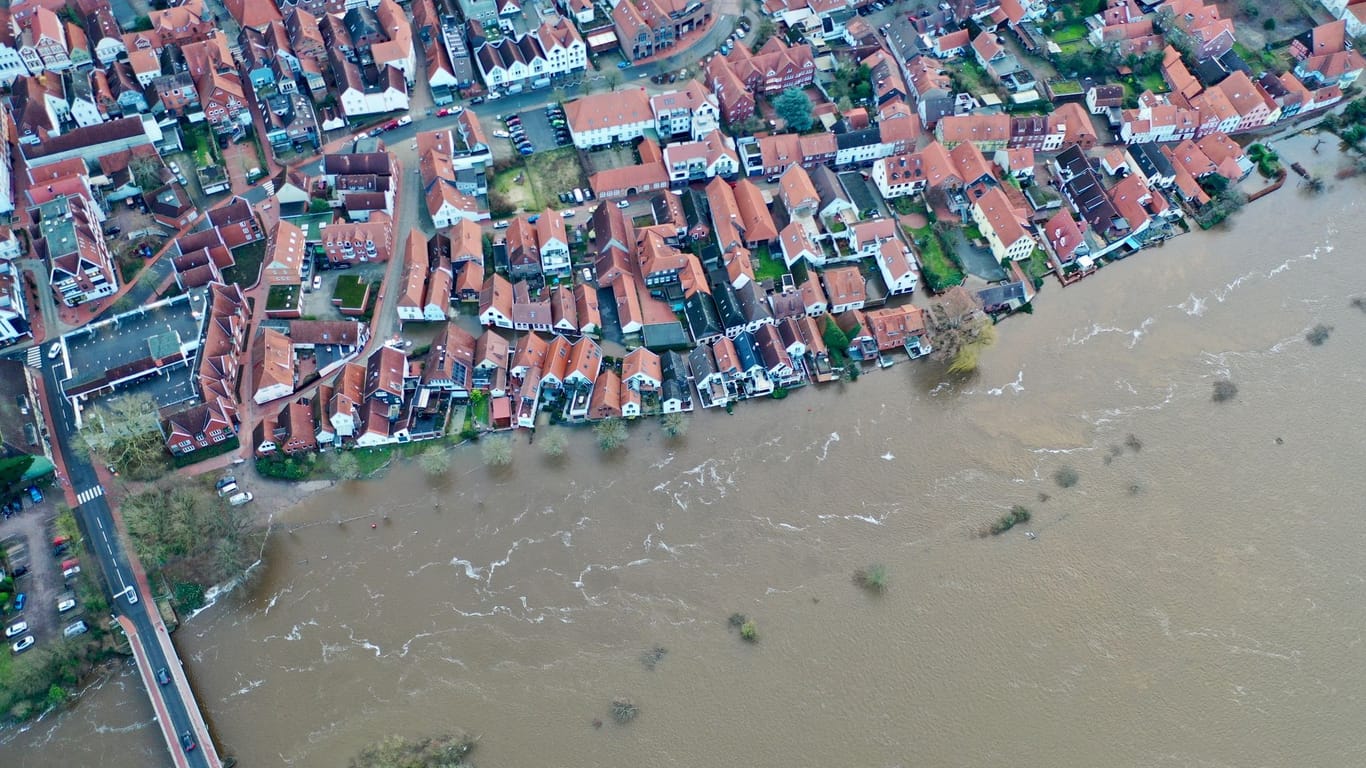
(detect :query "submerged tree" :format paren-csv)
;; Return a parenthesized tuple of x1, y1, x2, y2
(594, 418, 628, 452)
(929, 289, 996, 374)
(481, 435, 514, 466)
(540, 427, 569, 458)
(661, 412, 689, 440)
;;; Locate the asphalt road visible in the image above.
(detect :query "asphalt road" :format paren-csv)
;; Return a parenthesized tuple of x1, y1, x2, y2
(32, 352, 217, 768)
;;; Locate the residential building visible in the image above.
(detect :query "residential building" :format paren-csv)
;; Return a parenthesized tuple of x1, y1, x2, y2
(564, 87, 653, 149)
(35, 194, 116, 306)
(613, 0, 712, 61)
(971, 186, 1035, 263)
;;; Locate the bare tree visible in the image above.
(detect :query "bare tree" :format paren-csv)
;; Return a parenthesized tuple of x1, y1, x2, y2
(481, 435, 514, 466)
(540, 427, 569, 458)
(419, 444, 450, 475)
(76, 393, 170, 480)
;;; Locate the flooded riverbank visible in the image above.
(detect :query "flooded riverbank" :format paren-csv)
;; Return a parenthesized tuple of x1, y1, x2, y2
(4, 134, 1365, 767)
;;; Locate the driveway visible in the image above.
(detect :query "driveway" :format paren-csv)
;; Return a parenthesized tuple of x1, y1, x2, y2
(945, 226, 1007, 283)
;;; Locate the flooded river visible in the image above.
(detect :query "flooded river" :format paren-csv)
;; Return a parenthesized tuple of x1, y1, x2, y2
(4, 135, 1365, 767)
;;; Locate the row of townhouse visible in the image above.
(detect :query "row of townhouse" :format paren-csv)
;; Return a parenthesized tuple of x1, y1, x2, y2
(162, 282, 251, 456)
(418, 122, 492, 228)
(396, 222, 485, 323)
(470, 16, 585, 90)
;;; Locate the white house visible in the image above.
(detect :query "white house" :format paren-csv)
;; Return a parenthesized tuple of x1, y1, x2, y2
(649, 81, 720, 141)
(662, 131, 739, 183)
(875, 239, 918, 296)
(972, 187, 1036, 263)
(536, 209, 571, 276)
(335, 57, 409, 117)
(564, 87, 653, 149)
(871, 152, 930, 200)
(778, 221, 821, 268)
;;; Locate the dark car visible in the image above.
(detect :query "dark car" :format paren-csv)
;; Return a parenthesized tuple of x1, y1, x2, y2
(470, 96, 486, 105)
(181, 731, 196, 752)
(11, 565, 28, 578)
(157, 667, 170, 685)
(334, 262, 352, 270)
(104, 226, 121, 236)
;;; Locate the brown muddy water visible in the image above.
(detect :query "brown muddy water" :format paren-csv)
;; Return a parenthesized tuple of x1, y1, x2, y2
(4, 135, 1366, 767)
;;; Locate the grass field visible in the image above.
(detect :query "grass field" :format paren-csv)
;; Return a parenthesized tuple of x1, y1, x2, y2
(751, 243, 787, 283)
(222, 240, 266, 286)
(496, 149, 589, 214)
(332, 275, 369, 310)
(905, 225, 964, 293)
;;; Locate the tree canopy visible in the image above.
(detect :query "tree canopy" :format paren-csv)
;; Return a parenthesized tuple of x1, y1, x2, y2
(774, 88, 814, 132)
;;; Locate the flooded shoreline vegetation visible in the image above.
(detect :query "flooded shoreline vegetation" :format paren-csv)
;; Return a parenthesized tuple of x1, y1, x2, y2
(330, 452, 362, 480)
(1053, 466, 1080, 488)
(349, 733, 476, 768)
(1212, 380, 1239, 403)
(985, 506, 1032, 537)
(539, 427, 569, 458)
(121, 484, 260, 612)
(854, 564, 888, 594)
(1, 512, 116, 723)
(1305, 324, 1333, 346)
(1125, 434, 1144, 452)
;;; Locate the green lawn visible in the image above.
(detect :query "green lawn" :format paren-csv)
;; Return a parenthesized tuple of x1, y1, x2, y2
(1051, 22, 1088, 43)
(1026, 248, 1052, 285)
(332, 275, 369, 310)
(1136, 71, 1168, 94)
(266, 284, 299, 311)
(222, 240, 267, 286)
(752, 243, 787, 283)
(905, 225, 964, 293)
(472, 396, 490, 427)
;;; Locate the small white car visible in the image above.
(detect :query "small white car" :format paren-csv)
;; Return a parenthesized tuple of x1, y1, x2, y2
(616, 200, 631, 209)
(11, 636, 34, 653)
(4, 621, 27, 638)
(228, 492, 254, 507)
(63, 621, 88, 638)
(57, 598, 77, 613)
(492, 130, 511, 139)
(48, 342, 61, 359)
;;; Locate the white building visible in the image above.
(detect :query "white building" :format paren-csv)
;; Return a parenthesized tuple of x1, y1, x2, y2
(564, 87, 653, 149)
(650, 82, 720, 141)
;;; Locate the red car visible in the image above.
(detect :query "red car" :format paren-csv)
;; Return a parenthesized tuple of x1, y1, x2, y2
(61, 558, 79, 571)
(382, 119, 400, 131)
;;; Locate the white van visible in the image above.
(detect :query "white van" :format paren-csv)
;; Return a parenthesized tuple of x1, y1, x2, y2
(217, 482, 238, 497)
(228, 492, 254, 507)
(63, 621, 88, 637)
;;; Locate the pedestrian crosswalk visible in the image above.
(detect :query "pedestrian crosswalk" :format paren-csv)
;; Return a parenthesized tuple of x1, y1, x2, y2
(76, 486, 105, 505)
(25, 346, 41, 368)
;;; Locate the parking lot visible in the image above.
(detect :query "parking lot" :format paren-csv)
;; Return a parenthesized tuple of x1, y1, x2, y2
(505, 104, 570, 155)
(2, 497, 82, 651)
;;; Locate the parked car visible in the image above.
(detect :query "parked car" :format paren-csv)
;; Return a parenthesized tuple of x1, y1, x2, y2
(396, 115, 412, 127)
(519, 146, 534, 155)
(493, 130, 510, 139)
(11, 594, 23, 612)
(382, 119, 400, 131)
(228, 492, 253, 507)
(527, 214, 540, 224)
(48, 342, 61, 359)
(62, 566, 80, 580)
(217, 482, 238, 497)
(563, 209, 576, 218)
(616, 199, 631, 208)
(4, 621, 27, 639)
(60, 559, 78, 571)
(215, 476, 236, 490)
(57, 597, 76, 613)
(11, 636, 33, 653)
(470, 96, 486, 105)
(27, 486, 41, 503)
(616, 60, 630, 69)
(493, 221, 510, 229)
(63, 621, 87, 638)
(104, 226, 121, 236)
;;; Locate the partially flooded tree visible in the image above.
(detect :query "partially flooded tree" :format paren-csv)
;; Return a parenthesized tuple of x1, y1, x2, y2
(349, 733, 476, 768)
(539, 427, 569, 458)
(594, 418, 628, 452)
(661, 412, 688, 440)
(75, 393, 170, 480)
(928, 288, 996, 374)
(418, 445, 449, 475)
(331, 451, 362, 480)
(481, 435, 514, 466)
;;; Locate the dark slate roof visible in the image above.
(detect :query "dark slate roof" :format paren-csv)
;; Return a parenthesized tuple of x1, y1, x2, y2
(733, 330, 760, 371)
(684, 291, 723, 340)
